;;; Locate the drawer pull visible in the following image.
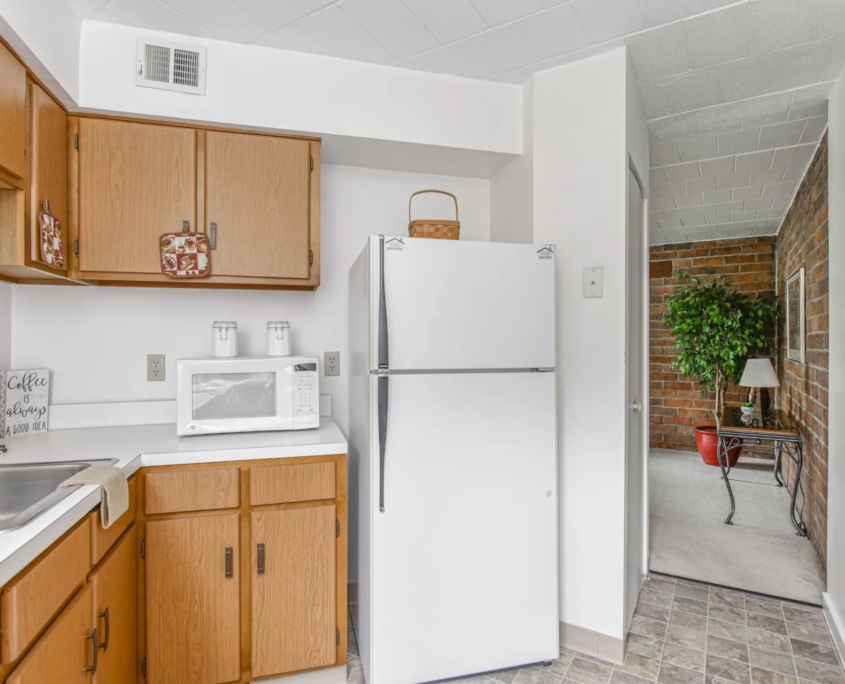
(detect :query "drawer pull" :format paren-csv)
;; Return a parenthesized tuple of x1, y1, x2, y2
(85, 627, 99, 674)
(225, 546, 233, 579)
(257, 543, 265, 575)
(98, 608, 110, 651)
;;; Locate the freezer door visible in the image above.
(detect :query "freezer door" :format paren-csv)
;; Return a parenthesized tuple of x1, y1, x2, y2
(368, 371, 558, 684)
(378, 237, 556, 371)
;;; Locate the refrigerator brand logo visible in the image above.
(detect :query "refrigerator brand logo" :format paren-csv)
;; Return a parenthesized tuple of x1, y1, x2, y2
(537, 246, 554, 260)
(385, 238, 405, 251)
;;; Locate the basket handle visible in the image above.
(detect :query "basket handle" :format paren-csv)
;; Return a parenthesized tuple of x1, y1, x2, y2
(409, 190, 459, 223)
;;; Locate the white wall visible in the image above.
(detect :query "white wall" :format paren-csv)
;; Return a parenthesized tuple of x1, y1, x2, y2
(532, 47, 631, 643)
(0, 281, 10, 371)
(490, 78, 534, 244)
(0, 0, 81, 102)
(825, 66, 845, 654)
(10, 165, 490, 435)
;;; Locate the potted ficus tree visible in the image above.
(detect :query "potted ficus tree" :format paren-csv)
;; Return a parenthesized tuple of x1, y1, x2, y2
(662, 272, 779, 466)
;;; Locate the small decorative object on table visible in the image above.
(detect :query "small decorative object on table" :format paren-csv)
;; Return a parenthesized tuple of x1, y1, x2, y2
(160, 221, 210, 277)
(212, 321, 238, 357)
(38, 200, 65, 268)
(408, 189, 460, 240)
(1, 369, 50, 439)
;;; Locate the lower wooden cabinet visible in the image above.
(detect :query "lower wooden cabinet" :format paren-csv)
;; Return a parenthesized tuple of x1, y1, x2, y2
(145, 514, 241, 684)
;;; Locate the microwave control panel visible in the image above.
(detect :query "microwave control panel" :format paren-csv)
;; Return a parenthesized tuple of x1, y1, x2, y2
(293, 360, 319, 427)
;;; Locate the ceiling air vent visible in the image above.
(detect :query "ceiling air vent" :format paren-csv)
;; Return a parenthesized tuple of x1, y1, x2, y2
(136, 37, 206, 95)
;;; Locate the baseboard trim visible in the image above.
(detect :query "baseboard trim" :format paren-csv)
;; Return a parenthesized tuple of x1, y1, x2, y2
(560, 621, 625, 664)
(257, 665, 346, 684)
(823, 593, 845, 663)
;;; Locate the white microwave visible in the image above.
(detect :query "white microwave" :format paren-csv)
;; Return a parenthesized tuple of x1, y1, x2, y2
(176, 356, 319, 436)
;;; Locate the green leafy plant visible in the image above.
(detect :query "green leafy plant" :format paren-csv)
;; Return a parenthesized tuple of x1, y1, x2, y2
(743, 401, 756, 408)
(663, 272, 780, 418)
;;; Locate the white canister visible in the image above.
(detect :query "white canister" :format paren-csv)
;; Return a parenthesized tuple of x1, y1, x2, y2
(212, 321, 238, 357)
(266, 321, 291, 357)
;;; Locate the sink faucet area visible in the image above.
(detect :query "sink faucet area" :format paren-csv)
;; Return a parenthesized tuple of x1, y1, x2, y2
(0, 460, 118, 531)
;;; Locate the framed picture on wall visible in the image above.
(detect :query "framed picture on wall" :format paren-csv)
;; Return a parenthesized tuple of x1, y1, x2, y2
(786, 268, 805, 363)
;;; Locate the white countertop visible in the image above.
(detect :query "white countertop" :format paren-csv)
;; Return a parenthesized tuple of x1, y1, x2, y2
(0, 419, 347, 586)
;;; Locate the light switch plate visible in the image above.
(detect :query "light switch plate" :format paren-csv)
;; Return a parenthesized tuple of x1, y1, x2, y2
(584, 268, 604, 298)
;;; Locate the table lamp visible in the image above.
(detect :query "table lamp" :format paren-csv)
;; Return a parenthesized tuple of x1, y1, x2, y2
(739, 358, 779, 413)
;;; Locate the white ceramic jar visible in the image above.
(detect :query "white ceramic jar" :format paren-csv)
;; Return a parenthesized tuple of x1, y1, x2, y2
(212, 321, 238, 357)
(266, 321, 291, 357)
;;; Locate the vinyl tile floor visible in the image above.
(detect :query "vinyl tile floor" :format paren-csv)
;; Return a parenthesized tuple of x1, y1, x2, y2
(346, 574, 844, 684)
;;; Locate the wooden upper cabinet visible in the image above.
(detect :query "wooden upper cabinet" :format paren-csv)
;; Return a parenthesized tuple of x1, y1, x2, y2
(0, 41, 27, 179)
(251, 505, 337, 678)
(145, 514, 241, 684)
(205, 131, 311, 280)
(78, 118, 196, 274)
(30, 84, 68, 272)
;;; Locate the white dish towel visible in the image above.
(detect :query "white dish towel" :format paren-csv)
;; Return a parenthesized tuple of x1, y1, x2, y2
(60, 466, 129, 528)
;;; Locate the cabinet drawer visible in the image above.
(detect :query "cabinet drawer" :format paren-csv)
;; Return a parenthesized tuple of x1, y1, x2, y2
(89, 475, 137, 565)
(145, 467, 240, 515)
(250, 462, 336, 506)
(1, 520, 91, 663)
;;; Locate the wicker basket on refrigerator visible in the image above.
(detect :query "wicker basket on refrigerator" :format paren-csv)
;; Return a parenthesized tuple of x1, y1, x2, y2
(408, 189, 460, 240)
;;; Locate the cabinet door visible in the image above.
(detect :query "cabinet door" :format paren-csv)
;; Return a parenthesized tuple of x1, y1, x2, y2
(0, 42, 26, 179)
(91, 525, 137, 684)
(206, 131, 311, 280)
(30, 84, 68, 271)
(78, 118, 196, 274)
(251, 505, 336, 678)
(6, 583, 95, 684)
(146, 514, 240, 684)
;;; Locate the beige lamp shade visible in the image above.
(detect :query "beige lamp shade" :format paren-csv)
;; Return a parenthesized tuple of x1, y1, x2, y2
(739, 358, 779, 388)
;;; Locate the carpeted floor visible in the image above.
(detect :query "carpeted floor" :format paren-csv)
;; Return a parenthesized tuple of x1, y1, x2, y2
(649, 449, 825, 605)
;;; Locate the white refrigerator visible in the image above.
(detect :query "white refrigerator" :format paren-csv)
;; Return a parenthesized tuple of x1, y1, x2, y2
(348, 236, 558, 684)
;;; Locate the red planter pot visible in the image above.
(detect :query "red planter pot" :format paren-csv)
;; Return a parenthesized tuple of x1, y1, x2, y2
(695, 426, 742, 467)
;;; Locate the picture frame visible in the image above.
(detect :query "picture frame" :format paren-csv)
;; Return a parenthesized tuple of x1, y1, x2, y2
(786, 268, 805, 363)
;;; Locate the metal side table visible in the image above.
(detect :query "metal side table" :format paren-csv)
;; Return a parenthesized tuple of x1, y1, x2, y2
(716, 406, 807, 536)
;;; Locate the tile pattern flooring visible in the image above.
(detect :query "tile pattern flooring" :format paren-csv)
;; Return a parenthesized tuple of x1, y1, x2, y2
(346, 574, 844, 684)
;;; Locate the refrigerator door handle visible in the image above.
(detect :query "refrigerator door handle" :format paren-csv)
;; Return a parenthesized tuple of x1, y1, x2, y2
(378, 235, 389, 369)
(378, 374, 389, 512)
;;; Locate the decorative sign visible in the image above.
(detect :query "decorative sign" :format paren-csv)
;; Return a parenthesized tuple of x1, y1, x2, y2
(1, 369, 50, 438)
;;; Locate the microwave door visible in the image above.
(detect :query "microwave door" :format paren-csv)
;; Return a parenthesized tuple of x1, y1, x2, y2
(192, 372, 278, 421)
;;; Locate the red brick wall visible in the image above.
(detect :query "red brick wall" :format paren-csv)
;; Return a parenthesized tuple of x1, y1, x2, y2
(650, 238, 776, 451)
(774, 133, 829, 570)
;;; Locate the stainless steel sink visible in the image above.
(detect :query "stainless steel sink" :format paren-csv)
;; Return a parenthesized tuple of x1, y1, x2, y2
(0, 459, 118, 531)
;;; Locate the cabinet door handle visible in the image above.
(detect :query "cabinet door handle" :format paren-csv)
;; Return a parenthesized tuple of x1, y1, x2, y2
(85, 627, 99, 675)
(98, 608, 110, 652)
(209, 222, 217, 250)
(257, 543, 265, 575)
(225, 547, 233, 579)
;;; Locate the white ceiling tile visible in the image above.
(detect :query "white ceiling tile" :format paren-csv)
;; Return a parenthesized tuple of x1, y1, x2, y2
(639, 0, 709, 28)
(517, 3, 590, 60)
(758, 120, 806, 149)
(651, 167, 670, 184)
(664, 208, 692, 221)
(467, 24, 538, 74)
(678, 135, 719, 162)
(700, 156, 736, 177)
(651, 140, 682, 166)
(70, 0, 108, 17)
(654, 181, 688, 198)
(104, 0, 212, 37)
(716, 201, 745, 214)
(229, 0, 307, 31)
(730, 225, 755, 237)
(683, 3, 752, 70)
(692, 203, 719, 217)
(736, 151, 774, 174)
(158, 0, 266, 41)
(733, 185, 764, 201)
(811, 0, 845, 40)
(469, 0, 542, 26)
(750, 167, 787, 184)
(732, 210, 758, 222)
(638, 80, 670, 119)
(650, 210, 667, 221)
(762, 181, 799, 197)
(674, 193, 704, 208)
(745, 0, 817, 57)
(626, 23, 690, 83)
(764, 218, 784, 229)
(772, 144, 818, 168)
(401, 0, 487, 44)
(718, 128, 760, 156)
(658, 219, 684, 230)
(743, 219, 769, 230)
(299, 0, 335, 9)
(744, 196, 775, 211)
(571, 0, 645, 43)
(651, 196, 678, 211)
(705, 214, 722, 225)
(339, 0, 437, 60)
(252, 24, 332, 53)
(757, 208, 786, 219)
(86, 7, 130, 24)
(650, 112, 699, 141)
(741, 92, 793, 129)
(771, 196, 793, 211)
(789, 82, 833, 120)
(702, 189, 732, 205)
(297, 5, 395, 63)
(767, 38, 835, 91)
(658, 68, 723, 114)
(665, 161, 701, 182)
(822, 35, 845, 81)
(696, 102, 742, 136)
(539, 0, 569, 6)
(782, 164, 811, 182)
(397, 41, 492, 79)
(804, 116, 832, 150)
(686, 176, 717, 194)
(485, 68, 530, 83)
(716, 172, 751, 189)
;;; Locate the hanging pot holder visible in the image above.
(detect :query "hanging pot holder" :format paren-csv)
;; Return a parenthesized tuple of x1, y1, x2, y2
(160, 221, 211, 277)
(39, 200, 65, 269)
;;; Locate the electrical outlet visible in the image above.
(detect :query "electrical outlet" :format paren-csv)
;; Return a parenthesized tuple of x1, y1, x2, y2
(147, 354, 166, 382)
(324, 351, 340, 377)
